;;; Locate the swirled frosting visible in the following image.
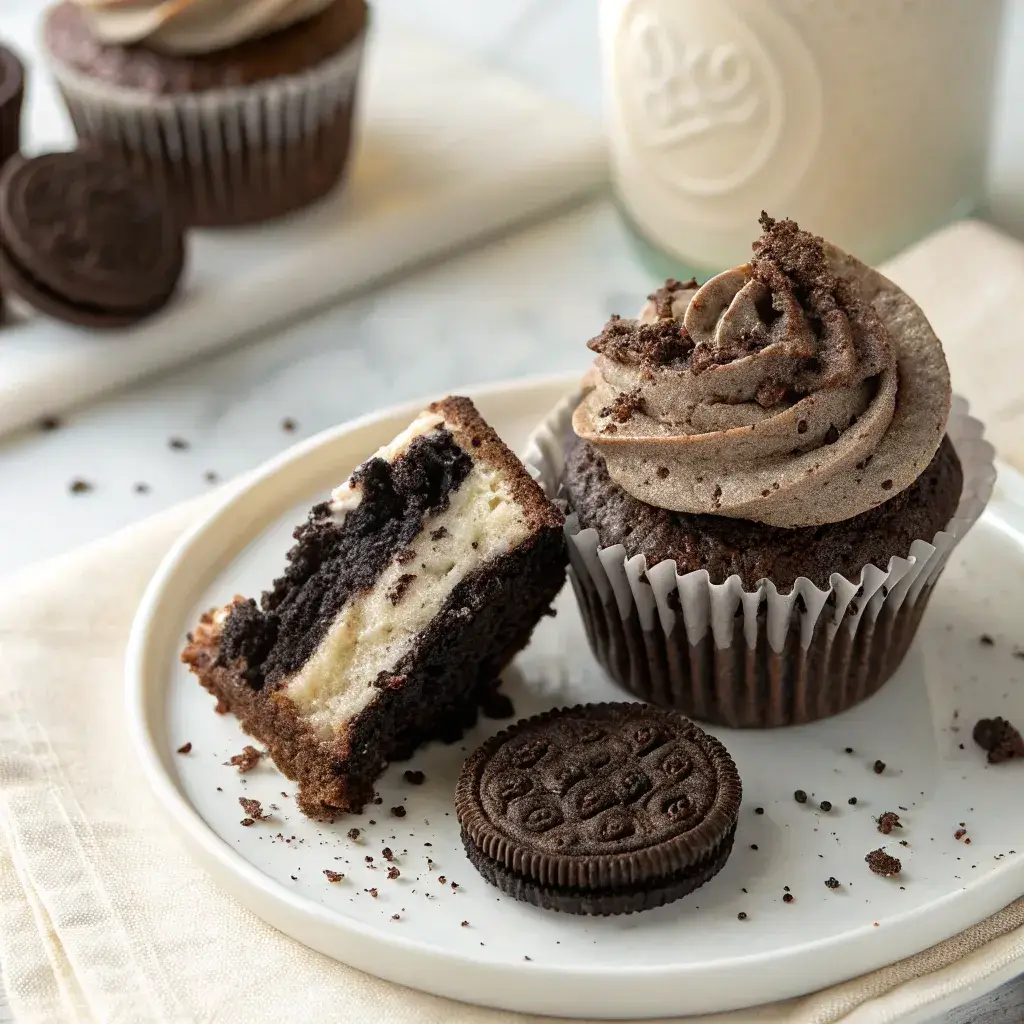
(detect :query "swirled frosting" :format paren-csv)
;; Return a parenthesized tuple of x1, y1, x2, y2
(572, 216, 952, 528)
(74, 0, 336, 55)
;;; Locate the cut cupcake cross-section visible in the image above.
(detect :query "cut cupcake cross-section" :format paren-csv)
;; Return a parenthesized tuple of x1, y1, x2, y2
(183, 397, 567, 820)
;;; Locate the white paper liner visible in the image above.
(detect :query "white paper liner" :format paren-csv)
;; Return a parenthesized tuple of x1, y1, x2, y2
(42, 30, 365, 225)
(523, 391, 996, 725)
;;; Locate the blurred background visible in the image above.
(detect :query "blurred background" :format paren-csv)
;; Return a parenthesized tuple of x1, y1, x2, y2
(0, 0, 1023, 574)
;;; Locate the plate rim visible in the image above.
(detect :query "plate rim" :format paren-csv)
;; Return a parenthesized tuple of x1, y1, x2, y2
(125, 373, 1024, 1020)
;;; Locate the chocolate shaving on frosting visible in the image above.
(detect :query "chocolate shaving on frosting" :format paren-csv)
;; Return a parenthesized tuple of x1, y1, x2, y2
(573, 215, 952, 528)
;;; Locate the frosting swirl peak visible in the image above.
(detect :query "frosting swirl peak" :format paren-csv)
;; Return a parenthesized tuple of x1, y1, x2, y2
(573, 216, 951, 528)
(75, 0, 336, 55)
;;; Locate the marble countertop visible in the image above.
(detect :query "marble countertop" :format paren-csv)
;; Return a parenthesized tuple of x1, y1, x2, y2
(0, 1, 1022, 1020)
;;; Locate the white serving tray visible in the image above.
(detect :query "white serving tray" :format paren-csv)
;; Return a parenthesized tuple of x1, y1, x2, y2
(126, 375, 1024, 1020)
(0, 5, 606, 437)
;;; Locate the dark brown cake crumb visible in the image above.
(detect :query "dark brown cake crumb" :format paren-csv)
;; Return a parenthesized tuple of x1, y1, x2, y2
(176, 742, 192, 754)
(848, 797, 858, 805)
(347, 828, 361, 841)
(391, 914, 401, 921)
(954, 828, 967, 841)
(381, 847, 393, 861)
(873, 760, 886, 775)
(391, 805, 407, 818)
(877, 811, 902, 835)
(366, 887, 378, 898)
(825, 877, 840, 889)
(133, 482, 151, 494)
(783, 893, 794, 903)
(750, 844, 759, 851)
(387, 866, 400, 880)
(588, 316, 694, 367)
(323, 869, 344, 882)
(281, 417, 298, 433)
(168, 437, 189, 450)
(438, 876, 446, 885)
(866, 849, 902, 876)
(980, 634, 995, 647)
(599, 387, 645, 424)
(845, 747, 855, 754)
(364, 855, 374, 864)
(754, 807, 764, 815)
(203, 470, 219, 484)
(386, 574, 417, 605)
(973, 717, 1024, 763)
(461, 920, 470, 927)
(429, 527, 448, 541)
(69, 478, 93, 494)
(239, 797, 267, 820)
(224, 745, 262, 772)
(737, 912, 747, 920)
(240, 817, 255, 827)
(403, 770, 426, 785)
(819, 800, 832, 812)
(794, 790, 808, 804)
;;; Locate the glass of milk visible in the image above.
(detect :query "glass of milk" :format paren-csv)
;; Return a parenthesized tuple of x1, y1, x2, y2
(602, 0, 1006, 276)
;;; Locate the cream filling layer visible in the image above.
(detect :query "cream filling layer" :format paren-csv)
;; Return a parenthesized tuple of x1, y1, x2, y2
(282, 459, 531, 738)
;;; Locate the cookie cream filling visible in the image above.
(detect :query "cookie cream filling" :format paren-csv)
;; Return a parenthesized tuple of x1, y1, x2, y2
(283, 458, 531, 738)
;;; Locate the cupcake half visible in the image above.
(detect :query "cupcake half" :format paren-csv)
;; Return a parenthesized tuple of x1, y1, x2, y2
(41, 0, 368, 227)
(526, 215, 995, 728)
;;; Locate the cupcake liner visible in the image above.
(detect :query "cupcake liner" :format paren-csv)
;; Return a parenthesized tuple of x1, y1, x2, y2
(44, 31, 365, 227)
(523, 392, 996, 728)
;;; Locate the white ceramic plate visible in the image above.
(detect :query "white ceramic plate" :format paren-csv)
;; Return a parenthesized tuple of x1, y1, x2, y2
(127, 374, 1024, 1020)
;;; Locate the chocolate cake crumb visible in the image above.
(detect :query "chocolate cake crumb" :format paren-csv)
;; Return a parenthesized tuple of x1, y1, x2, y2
(364, 855, 374, 864)
(391, 914, 401, 921)
(783, 893, 794, 904)
(240, 817, 254, 827)
(347, 828, 361, 841)
(69, 478, 93, 494)
(980, 634, 995, 647)
(387, 574, 417, 605)
(366, 888, 378, 898)
(589, 316, 694, 368)
(877, 811, 902, 835)
(954, 828, 967, 841)
(973, 717, 1024, 763)
(323, 869, 344, 882)
(403, 770, 426, 785)
(750, 844, 758, 851)
(866, 849, 901, 876)
(203, 470, 219, 483)
(381, 847, 393, 861)
(430, 526, 448, 541)
(391, 805, 407, 818)
(845, 747, 854, 754)
(176, 742, 192, 754)
(754, 807, 764, 815)
(395, 548, 416, 566)
(737, 912, 747, 920)
(281, 417, 298, 433)
(825, 877, 840, 889)
(225, 745, 262, 772)
(899, 840, 909, 847)
(168, 437, 189, 450)
(438, 876, 446, 885)
(819, 801, 832, 812)
(848, 797, 858, 805)
(133, 482, 150, 494)
(461, 920, 470, 927)
(794, 790, 808, 804)
(873, 760, 886, 775)
(599, 387, 646, 424)
(387, 866, 400, 880)
(239, 797, 267, 820)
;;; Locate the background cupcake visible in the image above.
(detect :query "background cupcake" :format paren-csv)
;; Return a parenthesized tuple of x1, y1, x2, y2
(526, 216, 995, 729)
(41, 0, 369, 227)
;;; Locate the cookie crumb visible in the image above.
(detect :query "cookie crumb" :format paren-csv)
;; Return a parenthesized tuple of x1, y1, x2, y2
(387, 866, 400, 880)
(825, 877, 840, 889)
(819, 800, 832, 812)
(873, 760, 886, 775)
(240, 817, 255, 827)
(865, 849, 901, 876)
(391, 805, 407, 818)
(238, 797, 266, 820)
(973, 717, 1024, 763)
(737, 911, 747, 920)
(176, 742, 192, 754)
(848, 797, 858, 805)
(224, 745, 262, 772)
(347, 828, 361, 841)
(323, 870, 344, 883)
(754, 807, 764, 815)
(403, 770, 426, 785)
(794, 790, 808, 804)
(381, 847, 393, 861)
(877, 811, 902, 835)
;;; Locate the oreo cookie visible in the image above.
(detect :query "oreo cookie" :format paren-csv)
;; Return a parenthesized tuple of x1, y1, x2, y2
(0, 151, 185, 328)
(0, 45, 24, 172)
(455, 702, 741, 915)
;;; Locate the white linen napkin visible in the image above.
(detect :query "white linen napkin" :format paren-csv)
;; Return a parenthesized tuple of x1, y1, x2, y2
(1, 219, 1023, 1024)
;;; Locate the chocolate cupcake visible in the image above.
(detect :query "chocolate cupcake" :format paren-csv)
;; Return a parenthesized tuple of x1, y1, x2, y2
(526, 216, 995, 728)
(41, 0, 368, 227)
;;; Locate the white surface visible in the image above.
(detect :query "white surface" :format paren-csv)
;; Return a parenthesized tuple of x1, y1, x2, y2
(127, 376, 1024, 1021)
(602, 0, 1002, 270)
(0, 5, 605, 437)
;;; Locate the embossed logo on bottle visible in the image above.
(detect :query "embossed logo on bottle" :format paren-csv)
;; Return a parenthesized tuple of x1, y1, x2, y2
(612, 0, 821, 215)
